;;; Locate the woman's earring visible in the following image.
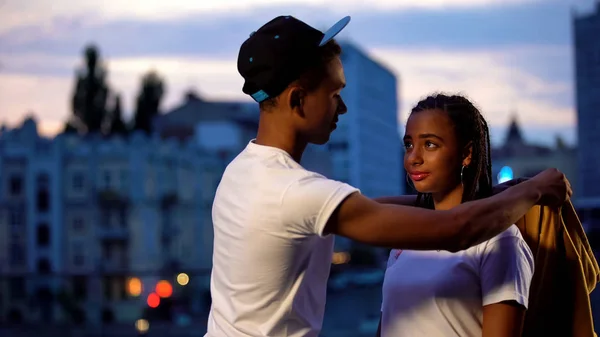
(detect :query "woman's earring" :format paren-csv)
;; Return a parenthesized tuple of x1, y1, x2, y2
(461, 165, 466, 183)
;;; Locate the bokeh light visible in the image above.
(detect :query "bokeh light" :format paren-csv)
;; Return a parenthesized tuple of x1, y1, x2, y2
(135, 318, 150, 334)
(127, 277, 142, 297)
(497, 166, 514, 184)
(177, 273, 189, 286)
(332, 252, 350, 265)
(156, 280, 173, 298)
(147, 292, 160, 308)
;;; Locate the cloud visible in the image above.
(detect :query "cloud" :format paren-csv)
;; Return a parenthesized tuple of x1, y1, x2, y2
(369, 46, 574, 131)
(1, 0, 544, 33)
(0, 43, 575, 146)
(2, 0, 593, 56)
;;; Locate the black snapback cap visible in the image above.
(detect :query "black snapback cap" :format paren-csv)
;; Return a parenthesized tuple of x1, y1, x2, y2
(237, 15, 351, 103)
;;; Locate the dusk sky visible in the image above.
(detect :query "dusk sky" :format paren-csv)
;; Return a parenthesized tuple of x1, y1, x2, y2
(1, 0, 597, 146)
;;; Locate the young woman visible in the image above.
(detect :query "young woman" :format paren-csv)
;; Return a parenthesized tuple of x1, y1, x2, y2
(377, 94, 535, 337)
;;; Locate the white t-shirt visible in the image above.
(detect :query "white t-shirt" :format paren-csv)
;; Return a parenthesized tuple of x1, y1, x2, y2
(205, 141, 359, 337)
(380, 225, 534, 337)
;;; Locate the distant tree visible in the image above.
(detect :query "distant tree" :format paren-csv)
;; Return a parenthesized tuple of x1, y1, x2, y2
(133, 71, 165, 134)
(68, 44, 110, 134)
(107, 94, 128, 135)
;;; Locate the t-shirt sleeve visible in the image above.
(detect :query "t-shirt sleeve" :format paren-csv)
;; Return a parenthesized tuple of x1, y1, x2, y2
(479, 227, 535, 308)
(280, 173, 360, 237)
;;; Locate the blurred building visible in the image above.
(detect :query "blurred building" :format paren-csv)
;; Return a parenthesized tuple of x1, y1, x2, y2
(0, 117, 217, 324)
(492, 116, 578, 187)
(332, 42, 403, 255)
(336, 42, 403, 198)
(156, 90, 334, 177)
(573, 3, 600, 227)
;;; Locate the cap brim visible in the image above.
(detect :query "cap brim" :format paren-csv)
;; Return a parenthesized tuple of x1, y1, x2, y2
(319, 16, 351, 47)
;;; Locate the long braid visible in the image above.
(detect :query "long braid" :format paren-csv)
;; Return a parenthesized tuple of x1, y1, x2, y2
(409, 93, 493, 209)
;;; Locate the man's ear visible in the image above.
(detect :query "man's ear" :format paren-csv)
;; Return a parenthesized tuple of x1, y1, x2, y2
(462, 141, 473, 167)
(286, 86, 306, 117)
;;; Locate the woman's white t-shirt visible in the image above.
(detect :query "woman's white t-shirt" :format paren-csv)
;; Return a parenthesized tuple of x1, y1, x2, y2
(380, 225, 534, 337)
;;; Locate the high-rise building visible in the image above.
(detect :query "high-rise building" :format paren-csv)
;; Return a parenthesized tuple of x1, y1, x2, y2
(334, 42, 403, 198)
(574, 3, 600, 199)
(573, 3, 600, 225)
(330, 42, 403, 253)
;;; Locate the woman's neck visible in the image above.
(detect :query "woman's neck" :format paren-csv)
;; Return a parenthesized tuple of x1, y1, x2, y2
(431, 184, 464, 211)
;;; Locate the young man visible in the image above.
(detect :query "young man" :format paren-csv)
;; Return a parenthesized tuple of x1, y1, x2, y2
(205, 15, 571, 337)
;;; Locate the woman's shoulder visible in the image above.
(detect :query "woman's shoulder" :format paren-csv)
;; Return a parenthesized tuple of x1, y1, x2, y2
(470, 225, 527, 253)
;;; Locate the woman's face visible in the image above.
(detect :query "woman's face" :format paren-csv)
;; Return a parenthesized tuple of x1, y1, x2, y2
(403, 109, 467, 194)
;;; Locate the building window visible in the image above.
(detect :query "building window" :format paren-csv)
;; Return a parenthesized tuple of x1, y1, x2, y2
(36, 223, 50, 247)
(36, 174, 50, 212)
(37, 258, 51, 274)
(9, 277, 26, 300)
(72, 172, 84, 192)
(72, 242, 84, 267)
(102, 276, 112, 300)
(120, 170, 129, 190)
(102, 170, 111, 190)
(9, 209, 23, 241)
(101, 210, 110, 228)
(72, 276, 88, 300)
(9, 209, 22, 226)
(102, 242, 113, 260)
(119, 208, 127, 228)
(36, 189, 49, 212)
(9, 243, 25, 267)
(74, 255, 84, 267)
(8, 175, 23, 196)
(72, 216, 85, 232)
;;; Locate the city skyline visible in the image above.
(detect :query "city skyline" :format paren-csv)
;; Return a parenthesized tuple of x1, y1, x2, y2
(1, 0, 597, 146)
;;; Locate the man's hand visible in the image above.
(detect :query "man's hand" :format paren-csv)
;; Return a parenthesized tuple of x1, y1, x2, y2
(528, 168, 572, 207)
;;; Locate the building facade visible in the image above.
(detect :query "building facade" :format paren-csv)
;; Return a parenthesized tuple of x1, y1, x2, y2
(0, 117, 217, 324)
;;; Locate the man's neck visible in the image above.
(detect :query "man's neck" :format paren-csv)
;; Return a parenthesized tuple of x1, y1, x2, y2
(255, 115, 307, 163)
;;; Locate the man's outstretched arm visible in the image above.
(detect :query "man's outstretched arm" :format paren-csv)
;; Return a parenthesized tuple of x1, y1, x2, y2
(325, 169, 570, 252)
(374, 178, 529, 206)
